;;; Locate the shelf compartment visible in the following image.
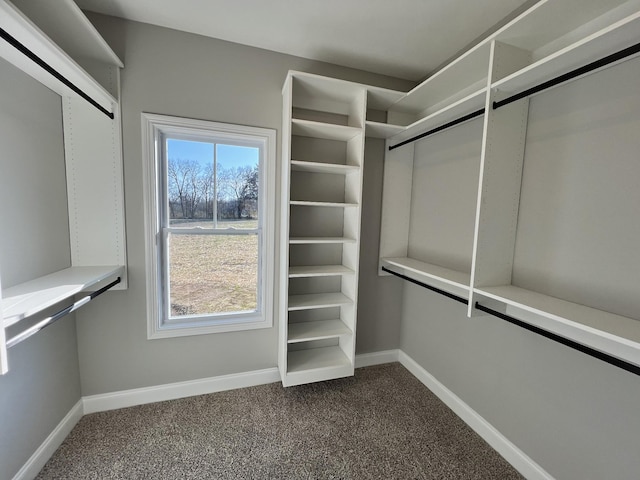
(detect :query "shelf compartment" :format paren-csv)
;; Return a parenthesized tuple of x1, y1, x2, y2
(2, 266, 124, 327)
(289, 237, 356, 244)
(287, 345, 351, 373)
(288, 319, 352, 343)
(289, 265, 354, 278)
(290, 200, 358, 208)
(288, 292, 353, 311)
(475, 285, 640, 367)
(492, 11, 640, 98)
(291, 119, 362, 141)
(290, 160, 359, 174)
(381, 257, 470, 300)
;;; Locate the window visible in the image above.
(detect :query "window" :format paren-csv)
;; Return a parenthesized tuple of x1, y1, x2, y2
(142, 114, 276, 338)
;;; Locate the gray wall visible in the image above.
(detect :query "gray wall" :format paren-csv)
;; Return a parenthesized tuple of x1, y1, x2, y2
(0, 58, 81, 480)
(77, 14, 411, 395)
(400, 57, 640, 479)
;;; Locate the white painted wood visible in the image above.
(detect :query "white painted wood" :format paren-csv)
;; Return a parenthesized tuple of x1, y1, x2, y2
(9, 0, 123, 68)
(0, 0, 116, 114)
(287, 346, 350, 373)
(468, 41, 531, 316)
(289, 236, 356, 244)
(11, 400, 84, 480)
(291, 160, 359, 174)
(381, 257, 470, 299)
(493, 10, 640, 96)
(291, 118, 361, 141)
(63, 96, 127, 289)
(290, 200, 358, 208)
(476, 286, 640, 368)
(287, 292, 353, 311)
(398, 351, 554, 480)
(378, 139, 414, 275)
(287, 319, 352, 343)
(288, 265, 354, 277)
(365, 121, 405, 139)
(2, 266, 124, 327)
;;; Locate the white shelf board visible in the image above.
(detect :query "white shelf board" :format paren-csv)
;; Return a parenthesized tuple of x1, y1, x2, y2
(366, 86, 406, 110)
(365, 121, 405, 139)
(291, 119, 361, 141)
(381, 257, 471, 299)
(2, 266, 124, 327)
(288, 292, 353, 311)
(288, 319, 352, 343)
(290, 200, 358, 208)
(287, 345, 351, 373)
(476, 285, 640, 367)
(0, 1, 116, 114)
(290, 71, 366, 106)
(289, 265, 354, 278)
(493, 10, 640, 95)
(390, 42, 490, 115)
(291, 160, 359, 175)
(388, 87, 486, 146)
(289, 237, 356, 244)
(9, 0, 123, 67)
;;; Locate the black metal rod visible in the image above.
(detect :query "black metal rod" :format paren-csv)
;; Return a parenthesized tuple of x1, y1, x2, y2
(474, 302, 640, 377)
(383, 266, 640, 377)
(381, 266, 468, 305)
(388, 108, 485, 151)
(0, 26, 114, 119)
(6, 277, 121, 349)
(494, 41, 640, 110)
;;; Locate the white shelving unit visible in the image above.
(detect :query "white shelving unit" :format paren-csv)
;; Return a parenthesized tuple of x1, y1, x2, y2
(279, 71, 367, 386)
(376, 0, 640, 370)
(0, 0, 126, 374)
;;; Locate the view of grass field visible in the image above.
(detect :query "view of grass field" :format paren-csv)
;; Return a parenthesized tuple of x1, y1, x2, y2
(169, 219, 258, 317)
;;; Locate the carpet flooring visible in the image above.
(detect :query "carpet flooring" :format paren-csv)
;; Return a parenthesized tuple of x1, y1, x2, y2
(37, 363, 524, 479)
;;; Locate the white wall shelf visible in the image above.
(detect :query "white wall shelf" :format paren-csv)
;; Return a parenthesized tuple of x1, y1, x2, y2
(287, 292, 353, 311)
(291, 119, 361, 141)
(287, 319, 352, 343)
(287, 346, 351, 374)
(291, 160, 359, 174)
(365, 121, 405, 139)
(288, 265, 355, 278)
(0, 0, 127, 374)
(290, 200, 358, 208)
(381, 258, 470, 300)
(374, 0, 640, 377)
(289, 237, 357, 245)
(2, 266, 123, 328)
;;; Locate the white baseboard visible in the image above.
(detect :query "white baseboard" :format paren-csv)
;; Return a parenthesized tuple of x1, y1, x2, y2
(83, 367, 281, 414)
(12, 400, 83, 480)
(397, 351, 553, 480)
(355, 349, 400, 368)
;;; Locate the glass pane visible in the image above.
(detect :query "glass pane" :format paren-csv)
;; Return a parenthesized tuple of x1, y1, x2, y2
(166, 139, 259, 229)
(168, 233, 258, 317)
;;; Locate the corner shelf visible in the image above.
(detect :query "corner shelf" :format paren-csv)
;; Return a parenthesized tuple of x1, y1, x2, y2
(291, 119, 362, 141)
(287, 292, 354, 311)
(287, 319, 352, 343)
(2, 266, 124, 328)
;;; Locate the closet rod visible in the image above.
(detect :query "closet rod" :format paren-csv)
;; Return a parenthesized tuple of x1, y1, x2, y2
(493, 40, 640, 110)
(383, 266, 640, 377)
(474, 302, 640, 377)
(6, 277, 121, 349)
(0, 27, 114, 119)
(388, 108, 485, 151)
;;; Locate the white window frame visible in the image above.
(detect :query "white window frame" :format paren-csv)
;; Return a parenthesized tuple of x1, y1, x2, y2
(142, 113, 276, 339)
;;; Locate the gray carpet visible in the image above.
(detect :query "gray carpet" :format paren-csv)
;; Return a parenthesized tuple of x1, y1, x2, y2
(37, 363, 523, 479)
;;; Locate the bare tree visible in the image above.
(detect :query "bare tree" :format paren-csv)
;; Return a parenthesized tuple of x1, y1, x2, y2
(218, 165, 258, 219)
(167, 158, 201, 219)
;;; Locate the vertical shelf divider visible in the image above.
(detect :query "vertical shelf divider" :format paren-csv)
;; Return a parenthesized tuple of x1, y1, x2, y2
(468, 40, 532, 316)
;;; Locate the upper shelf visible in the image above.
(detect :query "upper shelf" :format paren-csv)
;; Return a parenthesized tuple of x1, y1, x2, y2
(0, 0, 117, 114)
(2, 266, 124, 328)
(291, 119, 361, 141)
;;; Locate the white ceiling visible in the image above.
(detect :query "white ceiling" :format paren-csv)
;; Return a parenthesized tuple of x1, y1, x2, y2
(75, 0, 532, 81)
